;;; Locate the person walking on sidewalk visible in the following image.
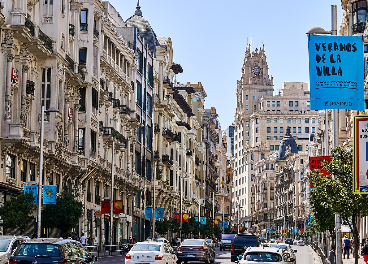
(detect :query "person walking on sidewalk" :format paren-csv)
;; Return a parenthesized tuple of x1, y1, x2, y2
(362, 240, 368, 264)
(343, 235, 351, 259)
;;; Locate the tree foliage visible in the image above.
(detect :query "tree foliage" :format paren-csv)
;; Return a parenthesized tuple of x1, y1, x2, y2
(155, 219, 170, 236)
(308, 147, 368, 264)
(0, 192, 36, 234)
(42, 188, 83, 237)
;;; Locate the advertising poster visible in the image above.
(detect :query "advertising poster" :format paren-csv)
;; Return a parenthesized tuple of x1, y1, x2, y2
(353, 115, 368, 193)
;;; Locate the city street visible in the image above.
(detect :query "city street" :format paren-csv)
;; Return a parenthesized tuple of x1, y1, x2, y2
(94, 245, 319, 264)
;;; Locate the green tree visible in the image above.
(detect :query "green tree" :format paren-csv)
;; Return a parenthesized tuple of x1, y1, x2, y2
(170, 219, 180, 234)
(155, 219, 170, 236)
(42, 188, 83, 237)
(0, 192, 36, 234)
(308, 147, 368, 264)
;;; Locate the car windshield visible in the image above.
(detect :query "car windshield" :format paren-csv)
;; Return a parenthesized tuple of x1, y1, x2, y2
(131, 244, 160, 251)
(221, 234, 236, 240)
(246, 252, 282, 262)
(270, 244, 287, 249)
(182, 240, 204, 246)
(0, 239, 11, 252)
(16, 244, 60, 257)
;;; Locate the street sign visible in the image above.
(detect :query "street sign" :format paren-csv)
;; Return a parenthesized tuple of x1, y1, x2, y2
(353, 115, 368, 193)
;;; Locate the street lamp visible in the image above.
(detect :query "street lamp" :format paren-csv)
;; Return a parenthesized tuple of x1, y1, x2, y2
(37, 105, 59, 238)
(152, 161, 164, 239)
(306, 5, 341, 264)
(352, 0, 368, 34)
(110, 141, 125, 245)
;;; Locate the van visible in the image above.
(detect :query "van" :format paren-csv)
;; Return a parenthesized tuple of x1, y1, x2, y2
(219, 234, 236, 251)
(231, 233, 259, 262)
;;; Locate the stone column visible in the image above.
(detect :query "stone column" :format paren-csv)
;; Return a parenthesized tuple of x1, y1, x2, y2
(5, 52, 14, 121)
(159, 61, 163, 100)
(21, 64, 29, 125)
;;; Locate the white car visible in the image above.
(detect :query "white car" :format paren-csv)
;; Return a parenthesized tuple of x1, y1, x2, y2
(0, 236, 29, 264)
(297, 240, 305, 246)
(125, 241, 177, 264)
(239, 247, 287, 264)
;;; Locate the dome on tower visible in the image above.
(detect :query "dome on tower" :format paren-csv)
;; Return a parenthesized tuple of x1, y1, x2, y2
(125, 1, 158, 54)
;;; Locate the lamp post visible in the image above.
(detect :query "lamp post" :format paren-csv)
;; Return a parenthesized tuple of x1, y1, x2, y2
(306, 5, 341, 264)
(110, 141, 125, 245)
(37, 105, 59, 238)
(152, 161, 163, 239)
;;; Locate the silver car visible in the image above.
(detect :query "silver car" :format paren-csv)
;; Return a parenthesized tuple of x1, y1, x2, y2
(0, 236, 29, 264)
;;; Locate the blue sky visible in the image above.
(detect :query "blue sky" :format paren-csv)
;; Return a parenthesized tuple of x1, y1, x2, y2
(109, 0, 343, 129)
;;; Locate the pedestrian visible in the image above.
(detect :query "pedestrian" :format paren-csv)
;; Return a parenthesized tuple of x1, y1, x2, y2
(171, 237, 176, 247)
(80, 233, 87, 246)
(343, 235, 351, 259)
(362, 240, 368, 264)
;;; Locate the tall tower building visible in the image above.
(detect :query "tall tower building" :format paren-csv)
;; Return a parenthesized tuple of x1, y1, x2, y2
(232, 45, 319, 234)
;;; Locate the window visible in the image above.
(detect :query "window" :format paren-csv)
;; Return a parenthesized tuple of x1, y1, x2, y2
(256, 118, 259, 124)
(147, 94, 153, 116)
(91, 130, 97, 154)
(79, 48, 87, 65)
(41, 68, 51, 109)
(246, 121, 249, 127)
(21, 160, 27, 182)
(305, 118, 310, 123)
(92, 87, 98, 110)
(44, 0, 53, 16)
(287, 118, 291, 123)
(267, 127, 271, 133)
(30, 163, 36, 181)
(79, 87, 86, 111)
(295, 101, 299, 107)
(292, 118, 296, 124)
(307, 101, 310, 107)
(293, 127, 296, 133)
(246, 95, 248, 100)
(267, 136, 271, 140)
(275, 145, 279, 151)
(80, 9, 88, 31)
(78, 128, 85, 155)
(289, 101, 293, 107)
(272, 101, 275, 107)
(267, 118, 271, 123)
(305, 127, 310, 133)
(267, 101, 270, 107)
(273, 136, 278, 140)
(280, 127, 284, 133)
(261, 154, 264, 160)
(256, 137, 259, 142)
(253, 96, 255, 100)
(274, 127, 277, 133)
(280, 118, 284, 124)
(6, 154, 15, 179)
(298, 127, 301, 133)
(298, 118, 301, 124)
(246, 105, 248, 110)
(270, 145, 274, 151)
(277, 101, 280, 107)
(298, 145, 302, 151)
(256, 127, 259, 133)
(254, 105, 256, 110)
(273, 118, 277, 124)
(312, 127, 315, 133)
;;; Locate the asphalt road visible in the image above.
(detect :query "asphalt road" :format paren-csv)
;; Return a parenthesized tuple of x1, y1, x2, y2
(94, 244, 316, 264)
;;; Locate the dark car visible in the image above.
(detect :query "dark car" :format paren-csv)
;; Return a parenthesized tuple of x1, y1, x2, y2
(9, 238, 96, 264)
(219, 234, 236, 251)
(231, 234, 259, 262)
(177, 239, 215, 264)
(285, 238, 293, 245)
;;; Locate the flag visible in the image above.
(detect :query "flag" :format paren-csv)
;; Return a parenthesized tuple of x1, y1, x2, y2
(200, 216, 206, 225)
(101, 200, 110, 214)
(24, 185, 37, 204)
(155, 208, 163, 219)
(194, 217, 199, 222)
(224, 222, 229, 228)
(219, 222, 223, 228)
(214, 219, 219, 227)
(114, 200, 124, 214)
(182, 213, 189, 223)
(239, 226, 243, 232)
(145, 207, 152, 219)
(173, 213, 180, 220)
(43, 185, 57, 204)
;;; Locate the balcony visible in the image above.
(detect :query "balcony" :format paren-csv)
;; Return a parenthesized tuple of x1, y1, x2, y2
(25, 18, 35, 36)
(163, 76, 173, 92)
(173, 134, 181, 143)
(353, 22, 366, 34)
(102, 127, 127, 145)
(38, 29, 53, 53)
(65, 54, 75, 72)
(162, 154, 173, 166)
(120, 105, 131, 115)
(113, 99, 120, 108)
(176, 121, 191, 130)
(162, 128, 174, 142)
(69, 24, 75, 37)
(186, 150, 192, 156)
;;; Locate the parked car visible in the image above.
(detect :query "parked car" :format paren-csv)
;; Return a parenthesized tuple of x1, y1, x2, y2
(238, 247, 287, 264)
(219, 233, 236, 251)
(125, 241, 177, 264)
(231, 233, 259, 262)
(297, 240, 305, 246)
(285, 238, 293, 245)
(268, 243, 297, 263)
(176, 239, 215, 264)
(0, 236, 29, 264)
(9, 238, 96, 264)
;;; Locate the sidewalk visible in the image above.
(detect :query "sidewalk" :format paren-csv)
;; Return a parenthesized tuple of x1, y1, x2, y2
(342, 256, 365, 264)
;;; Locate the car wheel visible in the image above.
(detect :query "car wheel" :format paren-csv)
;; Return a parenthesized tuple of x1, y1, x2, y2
(231, 256, 236, 262)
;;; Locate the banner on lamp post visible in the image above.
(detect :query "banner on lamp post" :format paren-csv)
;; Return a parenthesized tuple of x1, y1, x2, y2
(42, 185, 57, 204)
(101, 200, 110, 214)
(308, 35, 365, 111)
(114, 200, 124, 214)
(173, 213, 180, 220)
(353, 115, 368, 193)
(182, 213, 189, 223)
(145, 207, 152, 219)
(24, 185, 37, 204)
(155, 208, 163, 219)
(309, 156, 331, 188)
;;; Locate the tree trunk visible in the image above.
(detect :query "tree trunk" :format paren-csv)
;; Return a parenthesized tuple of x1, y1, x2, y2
(352, 216, 360, 264)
